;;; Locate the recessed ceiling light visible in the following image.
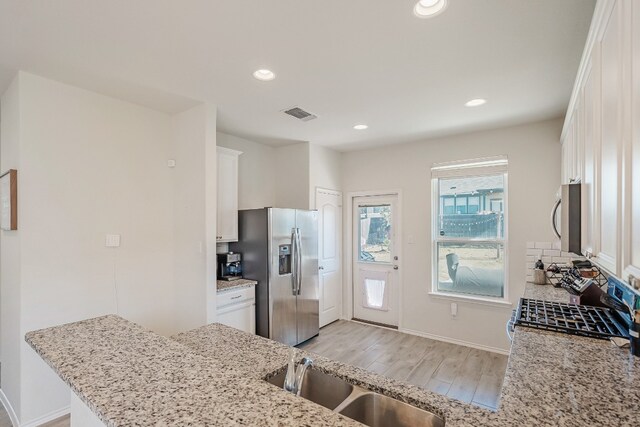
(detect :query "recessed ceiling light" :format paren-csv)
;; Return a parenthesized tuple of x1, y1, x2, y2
(353, 124, 368, 130)
(465, 98, 487, 107)
(414, 0, 448, 18)
(253, 69, 276, 81)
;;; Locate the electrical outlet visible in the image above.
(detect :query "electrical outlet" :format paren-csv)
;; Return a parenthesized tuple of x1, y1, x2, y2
(105, 234, 121, 248)
(450, 302, 458, 317)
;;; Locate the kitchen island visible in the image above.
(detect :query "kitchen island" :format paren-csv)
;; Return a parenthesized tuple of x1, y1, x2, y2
(25, 282, 640, 426)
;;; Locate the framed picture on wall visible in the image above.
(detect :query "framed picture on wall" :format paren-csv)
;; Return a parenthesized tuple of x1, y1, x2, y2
(0, 169, 17, 231)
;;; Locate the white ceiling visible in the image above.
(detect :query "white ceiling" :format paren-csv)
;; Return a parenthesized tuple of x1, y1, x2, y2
(0, 0, 595, 151)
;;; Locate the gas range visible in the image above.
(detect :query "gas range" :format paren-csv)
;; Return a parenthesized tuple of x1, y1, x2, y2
(514, 298, 627, 340)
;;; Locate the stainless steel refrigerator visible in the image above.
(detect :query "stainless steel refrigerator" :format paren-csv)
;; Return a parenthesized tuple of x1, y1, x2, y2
(229, 208, 319, 346)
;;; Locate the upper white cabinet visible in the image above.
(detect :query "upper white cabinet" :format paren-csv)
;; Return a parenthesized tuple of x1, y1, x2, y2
(561, 0, 639, 278)
(597, 0, 622, 273)
(625, 0, 640, 278)
(217, 147, 242, 243)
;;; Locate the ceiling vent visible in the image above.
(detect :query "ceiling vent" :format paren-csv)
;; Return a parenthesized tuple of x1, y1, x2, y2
(283, 107, 317, 122)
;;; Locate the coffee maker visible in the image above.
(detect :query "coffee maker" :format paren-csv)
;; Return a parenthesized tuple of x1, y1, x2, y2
(217, 252, 242, 281)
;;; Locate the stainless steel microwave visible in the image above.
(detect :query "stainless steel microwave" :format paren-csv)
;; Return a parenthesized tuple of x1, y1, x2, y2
(551, 183, 581, 254)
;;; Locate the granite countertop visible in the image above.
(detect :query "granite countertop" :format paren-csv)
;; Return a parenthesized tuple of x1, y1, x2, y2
(216, 278, 257, 292)
(500, 282, 640, 426)
(25, 281, 640, 426)
(25, 316, 359, 427)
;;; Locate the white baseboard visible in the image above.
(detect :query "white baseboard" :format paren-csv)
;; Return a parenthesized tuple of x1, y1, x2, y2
(400, 328, 510, 355)
(21, 406, 70, 427)
(0, 389, 19, 427)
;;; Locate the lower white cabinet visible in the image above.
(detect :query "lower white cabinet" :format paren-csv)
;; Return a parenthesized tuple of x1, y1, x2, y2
(216, 286, 255, 334)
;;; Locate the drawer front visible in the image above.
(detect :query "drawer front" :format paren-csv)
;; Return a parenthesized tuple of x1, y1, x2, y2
(217, 286, 255, 308)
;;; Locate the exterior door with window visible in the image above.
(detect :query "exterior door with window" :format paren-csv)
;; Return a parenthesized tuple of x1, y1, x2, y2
(352, 195, 399, 327)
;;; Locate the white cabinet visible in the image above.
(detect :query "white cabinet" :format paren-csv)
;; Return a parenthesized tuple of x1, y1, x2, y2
(560, 0, 640, 278)
(624, 0, 640, 278)
(597, 0, 622, 273)
(216, 286, 255, 334)
(581, 58, 599, 258)
(217, 147, 242, 243)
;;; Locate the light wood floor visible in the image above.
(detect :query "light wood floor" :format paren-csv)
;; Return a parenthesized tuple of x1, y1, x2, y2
(0, 410, 69, 427)
(299, 320, 508, 410)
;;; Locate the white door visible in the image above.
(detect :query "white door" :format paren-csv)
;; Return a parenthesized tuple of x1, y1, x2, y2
(352, 195, 400, 328)
(317, 189, 342, 327)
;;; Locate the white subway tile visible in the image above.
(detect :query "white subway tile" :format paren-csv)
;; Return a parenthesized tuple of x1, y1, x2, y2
(535, 242, 552, 249)
(553, 257, 572, 264)
(553, 240, 561, 250)
(526, 249, 542, 256)
(526, 255, 536, 263)
(544, 249, 561, 257)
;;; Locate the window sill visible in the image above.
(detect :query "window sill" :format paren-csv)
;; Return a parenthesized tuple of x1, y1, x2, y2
(428, 291, 513, 308)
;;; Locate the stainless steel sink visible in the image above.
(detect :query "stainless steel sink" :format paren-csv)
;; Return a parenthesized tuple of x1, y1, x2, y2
(266, 366, 445, 426)
(266, 369, 354, 410)
(335, 391, 445, 427)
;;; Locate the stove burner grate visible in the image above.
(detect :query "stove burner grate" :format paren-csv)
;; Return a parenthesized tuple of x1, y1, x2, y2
(514, 298, 627, 340)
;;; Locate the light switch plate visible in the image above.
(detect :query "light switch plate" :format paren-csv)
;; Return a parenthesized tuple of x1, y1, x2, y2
(105, 234, 121, 247)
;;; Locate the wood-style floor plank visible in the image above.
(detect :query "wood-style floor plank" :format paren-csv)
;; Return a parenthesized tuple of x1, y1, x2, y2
(299, 319, 508, 410)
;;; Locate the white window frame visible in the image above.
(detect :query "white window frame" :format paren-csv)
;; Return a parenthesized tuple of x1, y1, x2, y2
(429, 156, 510, 306)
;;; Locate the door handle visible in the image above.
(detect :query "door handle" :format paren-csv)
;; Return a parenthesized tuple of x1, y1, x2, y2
(393, 265, 399, 270)
(291, 229, 297, 296)
(318, 266, 324, 270)
(296, 228, 303, 295)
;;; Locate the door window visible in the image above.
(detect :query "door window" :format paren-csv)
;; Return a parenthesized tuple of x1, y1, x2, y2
(358, 204, 391, 263)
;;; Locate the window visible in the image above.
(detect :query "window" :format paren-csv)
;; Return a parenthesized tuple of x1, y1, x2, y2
(432, 157, 507, 299)
(358, 204, 391, 263)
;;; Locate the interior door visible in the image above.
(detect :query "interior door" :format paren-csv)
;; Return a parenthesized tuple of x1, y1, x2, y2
(352, 195, 399, 327)
(317, 189, 343, 327)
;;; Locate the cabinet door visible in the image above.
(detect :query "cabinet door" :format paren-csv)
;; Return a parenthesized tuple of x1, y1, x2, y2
(217, 302, 256, 334)
(562, 117, 575, 184)
(625, 0, 640, 277)
(597, 0, 622, 274)
(581, 60, 599, 257)
(217, 148, 241, 242)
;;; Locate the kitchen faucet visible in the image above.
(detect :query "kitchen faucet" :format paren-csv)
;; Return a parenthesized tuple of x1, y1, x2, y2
(284, 348, 313, 396)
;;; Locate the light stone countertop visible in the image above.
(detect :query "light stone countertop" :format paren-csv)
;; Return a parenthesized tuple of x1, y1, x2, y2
(25, 316, 360, 427)
(499, 282, 640, 426)
(216, 278, 257, 292)
(24, 281, 640, 426)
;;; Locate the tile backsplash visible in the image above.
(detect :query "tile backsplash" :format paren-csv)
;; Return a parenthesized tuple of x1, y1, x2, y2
(525, 241, 584, 281)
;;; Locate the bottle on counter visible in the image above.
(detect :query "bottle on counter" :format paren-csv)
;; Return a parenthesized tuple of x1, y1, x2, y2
(535, 258, 544, 270)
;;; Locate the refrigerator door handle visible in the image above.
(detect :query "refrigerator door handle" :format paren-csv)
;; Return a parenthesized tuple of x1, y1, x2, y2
(291, 228, 298, 296)
(296, 228, 303, 295)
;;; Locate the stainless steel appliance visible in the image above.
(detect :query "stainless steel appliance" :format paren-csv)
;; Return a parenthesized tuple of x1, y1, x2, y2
(551, 183, 581, 254)
(229, 208, 319, 346)
(217, 252, 243, 281)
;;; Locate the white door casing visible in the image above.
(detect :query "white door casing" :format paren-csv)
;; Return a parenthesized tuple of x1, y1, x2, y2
(352, 194, 400, 327)
(317, 189, 342, 327)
